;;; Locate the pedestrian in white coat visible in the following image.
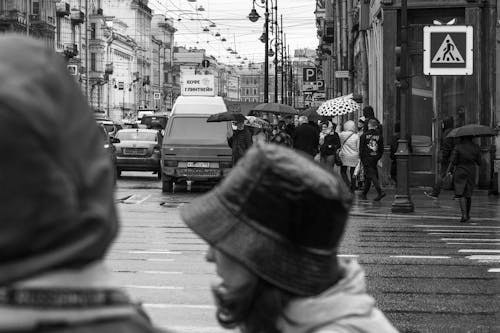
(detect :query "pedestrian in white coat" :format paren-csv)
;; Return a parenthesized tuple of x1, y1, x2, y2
(339, 120, 360, 192)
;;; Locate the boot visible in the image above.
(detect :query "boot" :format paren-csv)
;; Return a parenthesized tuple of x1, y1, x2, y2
(466, 197, 471, 221)
(458, 197, 469, 222)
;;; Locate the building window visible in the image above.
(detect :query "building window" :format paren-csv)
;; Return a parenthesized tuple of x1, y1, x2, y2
(253, 88, 257, 95)
(245, 88, 249, 95)
(90, 52, 96, 71)
(90, 23, 96, 39)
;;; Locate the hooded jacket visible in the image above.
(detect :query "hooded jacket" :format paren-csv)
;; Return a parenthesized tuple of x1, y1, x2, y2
(0, 36, 163, 333)
(277, 260, 399, 333)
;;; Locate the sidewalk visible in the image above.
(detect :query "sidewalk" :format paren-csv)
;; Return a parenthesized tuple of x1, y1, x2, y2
(349, 188, 499, 222)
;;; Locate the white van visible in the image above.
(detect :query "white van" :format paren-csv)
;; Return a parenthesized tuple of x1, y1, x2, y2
(160, 96, 233, 192)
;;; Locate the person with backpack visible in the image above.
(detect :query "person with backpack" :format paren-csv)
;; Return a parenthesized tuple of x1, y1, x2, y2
(359, 118, 386, 201)
(339, 120, 360, 192)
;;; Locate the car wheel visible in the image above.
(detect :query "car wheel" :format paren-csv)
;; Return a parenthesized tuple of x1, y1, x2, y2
(162, 177, 174, 193)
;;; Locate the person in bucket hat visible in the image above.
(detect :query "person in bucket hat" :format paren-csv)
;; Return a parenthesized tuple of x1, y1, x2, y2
(181, 143, 398, 333)
(0, 35, 167, 333)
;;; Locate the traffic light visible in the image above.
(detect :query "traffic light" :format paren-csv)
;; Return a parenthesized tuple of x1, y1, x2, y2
(394, 46, 402, 81)
(394, 45, 408, 89)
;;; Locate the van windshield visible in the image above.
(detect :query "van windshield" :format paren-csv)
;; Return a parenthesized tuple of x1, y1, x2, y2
(167, 117, 227, 144)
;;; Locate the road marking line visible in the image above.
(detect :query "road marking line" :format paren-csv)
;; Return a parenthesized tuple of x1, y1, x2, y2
(147, 258, 175, 262)
(458, 249, 500, 253)
(415, 225, 500, 229)
(448, 243, 500, 246)
(488, 268, 500, 273)
(125, 285, 184, 290)
(128, 251, 182, 255)
(441, 238, 500, 242)
(338, 254, 359, 258)
(389, 255, 451, 259)
(466, 255, 500, 260)
(143, 271, 183, 275)
(144, 303, 215, 310)
(429, 232, 492, 235)
(163, 326, 228, 333)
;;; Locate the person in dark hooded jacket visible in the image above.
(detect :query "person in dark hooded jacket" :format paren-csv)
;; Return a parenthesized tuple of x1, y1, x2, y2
(0, 35, 167, 333)
(227, 119, 253, 165)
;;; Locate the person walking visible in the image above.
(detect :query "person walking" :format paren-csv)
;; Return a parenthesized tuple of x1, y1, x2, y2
(451, 136, 481, 222)
(271, 120, 293, 147)
(319, 121, 340, 172)
(180, 143, 399, 333)
(293, 116, 320, 157)
(228, 119, 253, 165)
(425, 117, 456, 199)
(360, 119, 386, 201)
(0, 35, 167, 333)
(339, 120, 360, 192)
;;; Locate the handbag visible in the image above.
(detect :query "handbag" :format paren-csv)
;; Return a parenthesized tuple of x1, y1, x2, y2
(442, 161, 454, 190)
(335, 132, 354, 166)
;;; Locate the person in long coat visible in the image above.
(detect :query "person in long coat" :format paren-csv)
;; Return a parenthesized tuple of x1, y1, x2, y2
(0, 35, 167, 333)
(227, 120, 253, 165)
(339, 120, 360, 192)
(451, 136, 481, 222)
(293, 116, 320, 157)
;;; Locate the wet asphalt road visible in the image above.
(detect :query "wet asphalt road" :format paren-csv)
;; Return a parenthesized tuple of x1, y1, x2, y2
(107, 172, 500, 333)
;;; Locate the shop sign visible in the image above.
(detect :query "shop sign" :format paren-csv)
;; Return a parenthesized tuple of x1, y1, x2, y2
(335, 70, 350, 78)
(181, 75, 215, 96)
(423, 25, 473, 75)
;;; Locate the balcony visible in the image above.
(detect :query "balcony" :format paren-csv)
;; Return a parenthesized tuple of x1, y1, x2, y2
(0, 9, 23, 24)
(70, 9, 84, 25)
(56, 2, 70, 17)
(63, 43, 78, 58)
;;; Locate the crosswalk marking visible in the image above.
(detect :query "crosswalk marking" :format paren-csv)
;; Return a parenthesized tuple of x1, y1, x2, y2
(128, 250, 182, 255)
(145, 303, 215, 309)
(126, 285, 184, 290)
(390, 255, 451, 259)
(441, 238, 500, 242)
(458, 249, 500, 253)
(488, 268, 500, 273)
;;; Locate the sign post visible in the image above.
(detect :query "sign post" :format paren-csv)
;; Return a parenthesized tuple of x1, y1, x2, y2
(423, 25, 473, 75)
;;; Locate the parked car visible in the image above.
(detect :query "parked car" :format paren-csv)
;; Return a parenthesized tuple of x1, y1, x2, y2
(113, 129, 161, 178)
(161, 96, 232, 192)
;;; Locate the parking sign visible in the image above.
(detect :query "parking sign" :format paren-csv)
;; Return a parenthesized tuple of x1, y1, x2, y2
(303, 68, 317, 82)
(423, 25, 473, 75)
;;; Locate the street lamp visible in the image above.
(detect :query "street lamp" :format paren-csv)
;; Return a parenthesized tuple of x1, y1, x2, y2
(249, 0, 270, 103)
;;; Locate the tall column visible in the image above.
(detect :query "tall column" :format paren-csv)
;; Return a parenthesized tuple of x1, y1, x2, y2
(391, 0, 414, 213)
(264, 0, 269, 103)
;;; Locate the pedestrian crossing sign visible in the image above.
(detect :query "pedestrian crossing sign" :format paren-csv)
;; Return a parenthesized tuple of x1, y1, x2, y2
(423, 25, 473, 75)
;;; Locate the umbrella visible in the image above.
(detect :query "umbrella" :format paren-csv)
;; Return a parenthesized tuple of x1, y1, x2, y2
(245, 116, 270, 129)
(300, 108, 322, 122)
(317, 95, 360, 117)
(207, 111, 246, 123)
(446, 124, 495, 138)
(252, 103, 299, 115)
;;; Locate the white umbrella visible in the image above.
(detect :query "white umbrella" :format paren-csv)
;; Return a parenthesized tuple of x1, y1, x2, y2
(317, 94, 360, 117)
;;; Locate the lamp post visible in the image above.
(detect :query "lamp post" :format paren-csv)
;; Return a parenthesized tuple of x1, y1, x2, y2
(391, 0, 414, 213)
(273, 0, 278, 103)
(249, 0, 270, 103)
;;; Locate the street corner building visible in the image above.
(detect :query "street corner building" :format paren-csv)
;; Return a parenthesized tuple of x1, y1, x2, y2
(315, 0, 498, 189)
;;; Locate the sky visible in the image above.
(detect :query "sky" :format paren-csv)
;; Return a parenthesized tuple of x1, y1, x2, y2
(149, 0, 318, 66)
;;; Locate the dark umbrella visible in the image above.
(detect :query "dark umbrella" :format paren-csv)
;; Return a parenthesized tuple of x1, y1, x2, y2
(207, 111, 246, 123)
(446, 124, 495, 138)
(300, 108, 321, 122)
(252, 103, 299, 115)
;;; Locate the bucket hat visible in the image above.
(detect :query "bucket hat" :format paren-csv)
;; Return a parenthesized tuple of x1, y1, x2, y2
(181, 143, 352, 296)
